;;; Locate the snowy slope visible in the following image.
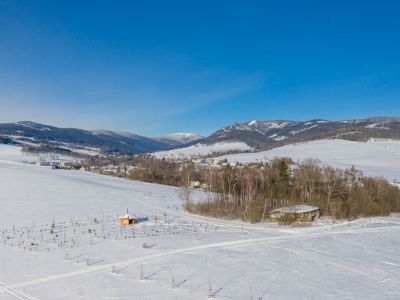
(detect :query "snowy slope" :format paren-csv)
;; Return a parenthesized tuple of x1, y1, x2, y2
(0, 121, 170, 154)
(153, 142, 253, 159)
(152, 133, 203, 146)
(0, 144, 24, 163)
(0, 144, 82, 165)
(1, 144, 400, 299)
(204, 117, 400, 149)
(212, 139, 400, 182)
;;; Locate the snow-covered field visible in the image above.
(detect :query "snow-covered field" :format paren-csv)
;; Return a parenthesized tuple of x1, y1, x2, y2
(1, 144, 400, 299)
(59, 145, 100, 156)
(153, 142, 253, 159)
(0, 144, 25, 163)
(0, 144, 81, 166)
(212, 139, 400, 182)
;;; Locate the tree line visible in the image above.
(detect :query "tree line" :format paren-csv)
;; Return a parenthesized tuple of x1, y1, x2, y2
(184, 159, 400, 222)
(86, 155, 400, 222)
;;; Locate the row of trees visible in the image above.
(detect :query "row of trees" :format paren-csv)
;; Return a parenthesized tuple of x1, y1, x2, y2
(86, 154, 400, 222)
(183, 159, 400, 222)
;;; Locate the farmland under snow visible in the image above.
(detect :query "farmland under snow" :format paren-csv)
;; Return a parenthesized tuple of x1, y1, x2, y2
(0, 144, 400, 299)
(153, 142, 253, 159)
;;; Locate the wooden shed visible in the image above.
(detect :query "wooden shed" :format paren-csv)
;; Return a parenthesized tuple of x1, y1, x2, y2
(119, 213, 149, 225)
(270, 205, 320, 223)
(119, 213, 134, 225)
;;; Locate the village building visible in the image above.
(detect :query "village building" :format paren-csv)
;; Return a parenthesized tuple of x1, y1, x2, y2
(35, 161, 52, 167)
(59, 161, 73, 169)
(101, 164, 119, 175)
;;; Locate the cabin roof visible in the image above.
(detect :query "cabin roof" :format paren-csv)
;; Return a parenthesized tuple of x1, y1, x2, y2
(271, 205, 319, 214)
(119, 213, 133, 219)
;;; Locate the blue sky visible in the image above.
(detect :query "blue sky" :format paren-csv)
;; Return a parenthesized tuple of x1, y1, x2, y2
(0, 1, 399, 136)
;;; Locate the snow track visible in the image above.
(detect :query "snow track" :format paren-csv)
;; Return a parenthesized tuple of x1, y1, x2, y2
(0, 281, 37, 300)
(1, 144, 400, 299)
(12, 224, 400, 289)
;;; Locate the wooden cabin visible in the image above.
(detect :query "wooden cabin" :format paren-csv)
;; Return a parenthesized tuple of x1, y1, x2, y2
(119, 213, 149, 225)
(270, 205, 320, 223)
(119, 213, 134, 225)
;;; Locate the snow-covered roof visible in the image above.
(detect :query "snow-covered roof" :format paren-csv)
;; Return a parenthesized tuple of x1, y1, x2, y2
(119, 213, 133, 219)
(272, 205, 319, 214)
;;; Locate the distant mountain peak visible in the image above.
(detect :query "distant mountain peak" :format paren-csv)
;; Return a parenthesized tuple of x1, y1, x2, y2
(152, 132, 203, 146)
(91, 129, 141, 139)
(13, 121, 54, 131)
(247, 120, 258, 126)
(169, 132, 198, 137)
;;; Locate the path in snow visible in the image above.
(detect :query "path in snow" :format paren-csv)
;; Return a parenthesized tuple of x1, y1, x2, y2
(1, 144, 400, 300)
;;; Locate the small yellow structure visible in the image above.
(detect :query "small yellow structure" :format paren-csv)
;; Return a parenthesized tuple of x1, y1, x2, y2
(119, 213, 134, 225)
(119, 213, 149, 225)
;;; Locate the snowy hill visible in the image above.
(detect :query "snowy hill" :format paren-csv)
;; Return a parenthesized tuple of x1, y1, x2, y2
(212, 139, 400, 182)
(203, 117, 400, 149)
(2, 117, 400, 156)
(153, 141, 253, 159)
(0, 143, 83, 165)
(152, 132, 203, 146)
(1, 143, 400, 299)
(0, 121, 205, 155)
(0, 143, 25, 163)
(0, 121, 170, 155)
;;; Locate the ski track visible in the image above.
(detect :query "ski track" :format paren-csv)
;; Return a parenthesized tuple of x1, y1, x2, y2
(268, 244, 400, 292)
(0, 280, 37, 300)
(377, 260, 400, 268)
(11, 224, 400, 289)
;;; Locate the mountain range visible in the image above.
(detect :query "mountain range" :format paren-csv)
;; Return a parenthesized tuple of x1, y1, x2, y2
(0, 121, 169, 154)
(0, 117, 399, 155)
(199, 117, 400, 150)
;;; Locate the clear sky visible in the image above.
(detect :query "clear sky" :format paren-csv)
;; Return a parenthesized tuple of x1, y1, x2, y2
(0, 1, 399, 136)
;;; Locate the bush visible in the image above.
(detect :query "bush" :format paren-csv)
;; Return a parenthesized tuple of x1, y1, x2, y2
(277, 214, 298, 225)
